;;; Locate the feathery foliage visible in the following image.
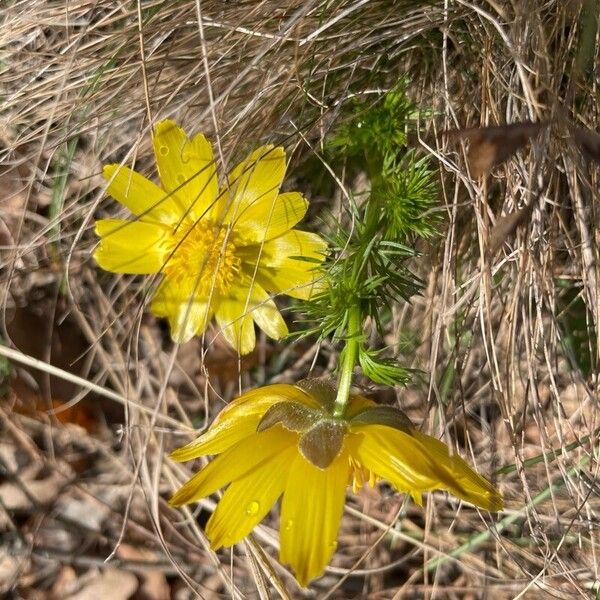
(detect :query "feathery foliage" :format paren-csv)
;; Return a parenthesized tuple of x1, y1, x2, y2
(303, 86, 438, 385)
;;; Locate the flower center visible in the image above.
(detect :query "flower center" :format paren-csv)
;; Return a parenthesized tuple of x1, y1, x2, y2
(164, 220, 241, 296)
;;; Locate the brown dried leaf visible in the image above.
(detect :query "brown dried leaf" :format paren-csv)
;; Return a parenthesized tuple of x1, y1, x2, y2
(6, 303, 113, 431)
(0, 137, 33, 237)
(139, 570, 171, 600)
(448, 121, 549, 177)
(202, 329, 262, 379)
(117, 545, 170, 600)
(7, 305, 89, 403)
(570, 125, 600, 162)
(0, 466, 67, 511)
(488, 203, 534, 257)
(50, 566, 78, 599)
(55, 493, 110, 533)
(0, 218, 15, 248)
(0, 554, 22, 594)
(68, 569, 138, 600)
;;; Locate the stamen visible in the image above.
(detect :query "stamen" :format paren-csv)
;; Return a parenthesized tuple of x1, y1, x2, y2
(349, 455, 377, 493)
(164, 219, 241, 296)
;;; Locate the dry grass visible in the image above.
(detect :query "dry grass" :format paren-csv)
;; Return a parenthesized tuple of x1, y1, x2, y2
(1, 1, 599, 598)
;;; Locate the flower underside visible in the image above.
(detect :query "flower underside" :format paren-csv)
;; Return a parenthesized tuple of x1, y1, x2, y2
(169, 380, 503, 587)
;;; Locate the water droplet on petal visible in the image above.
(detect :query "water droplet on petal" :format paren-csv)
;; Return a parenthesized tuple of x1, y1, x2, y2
(246, 500, 260, 516)
(159, 145, 169, 156)
(284, 519, 293, 531)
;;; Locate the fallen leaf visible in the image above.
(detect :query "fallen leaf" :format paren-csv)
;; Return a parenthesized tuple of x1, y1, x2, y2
(67, 569, 138, 600)
(0, 553, 22, 594)
(447, 121, 549, 177)
(55, 494, 110, 533)
(202, 327, 262, 379)
(570, 124, 600, 163)
(117, 544, 170, 600)
(0, 466, 68, 511)
(0, 440, 24, 473)
(50, 566, 78, 599)
(5, 302, 118, 432)
(139, 569, 171, 600)
(488, 202, 535, 257)
(168, 337, 203, 389)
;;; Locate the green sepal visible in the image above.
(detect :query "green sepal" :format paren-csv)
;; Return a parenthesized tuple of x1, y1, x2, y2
(295, 378, 337, 412)
(257, 401, 322, 433)
(349, 405, 414, 433)
(298, 419, 347, 469)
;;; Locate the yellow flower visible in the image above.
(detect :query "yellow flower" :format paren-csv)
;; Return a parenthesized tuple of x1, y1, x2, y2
(169, 380, 503, 587)
(94, 120, 327, 353)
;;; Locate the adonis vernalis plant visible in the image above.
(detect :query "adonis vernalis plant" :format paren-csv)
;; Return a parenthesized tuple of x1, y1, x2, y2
(169, 380, 503, 586)
(165, 89, 504, 587)
(94, 120, 326, 353)
(95, 91, 502, 589)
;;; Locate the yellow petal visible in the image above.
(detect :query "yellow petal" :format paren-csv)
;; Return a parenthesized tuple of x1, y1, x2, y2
(350, 425, 503, 511)
(206, 444, 296, 550)
(346, 393, 377, 418)
(238, 230, 327, 300)
(280, 449, 349, 587)
(251, 297, 288, 340)
(152, 120, 219, 220)
(411, 491, 423, 506)
(233, 192, 308, 244)
(170, 384, 319, 461)
(94, 219, 169, 274)
(169, 426, 295, 506)
(349, 425, 451, 492)
(150, 277, 213, 344)
(230, 279, 288, 341)
(103, 164, 181, 224)
(412, 432, 503, 511)
(239, 230, 327, 268)
(221, 146, 286, 225)
(215, 299, 255, 355)
(255, 264, 325, 300)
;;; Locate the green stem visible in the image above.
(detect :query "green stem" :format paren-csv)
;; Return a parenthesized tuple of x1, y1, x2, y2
(333, 306, 361, 418)
(495, 424, 600, 475)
